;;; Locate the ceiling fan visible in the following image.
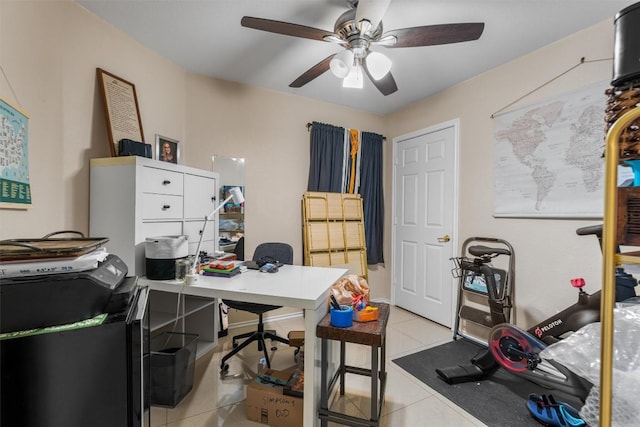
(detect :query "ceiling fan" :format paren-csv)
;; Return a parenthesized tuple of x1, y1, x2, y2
(241, 0, 484, 95)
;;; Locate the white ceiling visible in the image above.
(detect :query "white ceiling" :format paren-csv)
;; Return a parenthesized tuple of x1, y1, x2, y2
(76, 0, 636, 115)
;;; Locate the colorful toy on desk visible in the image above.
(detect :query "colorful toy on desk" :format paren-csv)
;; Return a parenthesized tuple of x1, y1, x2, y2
(208, 261, 235, 271)
(352, 294, 367, 311)
(353, 306, 379, 322)
(202, 261, 241, 278)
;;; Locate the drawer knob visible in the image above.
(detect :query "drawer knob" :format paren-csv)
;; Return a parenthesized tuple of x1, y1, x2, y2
(162, 180, 171, 185)
(162, 204, 171, 210)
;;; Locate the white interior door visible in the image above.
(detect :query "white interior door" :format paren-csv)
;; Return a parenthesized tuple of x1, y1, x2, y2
(393, 121, 458, 327)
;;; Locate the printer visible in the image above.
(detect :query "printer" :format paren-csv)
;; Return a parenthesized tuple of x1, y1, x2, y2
(0, 253, 134, 333)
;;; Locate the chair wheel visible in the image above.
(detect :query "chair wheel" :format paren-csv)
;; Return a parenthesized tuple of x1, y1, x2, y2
(232, 342, 238, 349)
(221, 363, 229, 372)
(271, 345, 277, 351)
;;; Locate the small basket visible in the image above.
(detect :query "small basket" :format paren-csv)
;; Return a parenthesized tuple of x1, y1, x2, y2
(330, 305, 353, 328)
(150, 332, 198, 407)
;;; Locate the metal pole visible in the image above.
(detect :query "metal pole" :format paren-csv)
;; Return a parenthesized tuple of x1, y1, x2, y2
(601, 106, 640, 427)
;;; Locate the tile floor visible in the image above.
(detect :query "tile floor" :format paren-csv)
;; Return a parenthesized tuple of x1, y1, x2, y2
(150, 305, 488, 427)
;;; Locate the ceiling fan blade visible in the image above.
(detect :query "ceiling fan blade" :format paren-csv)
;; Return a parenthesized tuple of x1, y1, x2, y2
(363, 62, 398, 96)
(289, 54, 335, 88)
(356, 0, 391, 30)
(241, 16, 336, 42)
(383, 23, 485, 48)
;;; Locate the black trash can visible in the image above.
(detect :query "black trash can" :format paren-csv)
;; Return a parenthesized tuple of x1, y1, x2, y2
(150, 332, 198, 407)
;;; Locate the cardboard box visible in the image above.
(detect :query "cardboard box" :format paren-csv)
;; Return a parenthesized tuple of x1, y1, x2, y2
(287, 330, 305, 347)
(246, 369, 303, 427)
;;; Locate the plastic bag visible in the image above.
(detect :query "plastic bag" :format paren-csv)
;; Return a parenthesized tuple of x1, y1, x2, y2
(218, 301, 229, 338)
(540, 303, 640, 427)
(330, 275, 370, 306)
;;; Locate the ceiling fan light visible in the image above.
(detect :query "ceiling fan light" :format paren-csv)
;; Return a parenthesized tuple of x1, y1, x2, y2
(367, 52, 392, 80)
(330, 49, 354, 78)
(342, 65, 364, 89)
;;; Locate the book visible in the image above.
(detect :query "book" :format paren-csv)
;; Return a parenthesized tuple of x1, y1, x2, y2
(207, 261, 236, 271)
(202, 268, 241, 278)
(283, 369, 304, 398)
(0, 248, 109, 278)
(203, 266, 240, 275)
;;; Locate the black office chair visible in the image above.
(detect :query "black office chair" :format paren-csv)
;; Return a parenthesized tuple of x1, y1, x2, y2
(232, 236, 245, 261)
(220, 242, 293, 372)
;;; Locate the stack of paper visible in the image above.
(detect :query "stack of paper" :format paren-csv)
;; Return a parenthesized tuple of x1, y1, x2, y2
(0, 248, 109, 278)
(202, 261, 241, 278)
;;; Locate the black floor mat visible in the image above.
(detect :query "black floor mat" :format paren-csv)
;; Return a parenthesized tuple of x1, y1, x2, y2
(393, 339, 584, 427)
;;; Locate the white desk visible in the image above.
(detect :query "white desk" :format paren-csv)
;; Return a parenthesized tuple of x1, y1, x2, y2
(140, 264, 347, 427)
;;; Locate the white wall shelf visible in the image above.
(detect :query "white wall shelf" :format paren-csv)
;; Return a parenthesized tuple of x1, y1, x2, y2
(90, 156, 220, 358)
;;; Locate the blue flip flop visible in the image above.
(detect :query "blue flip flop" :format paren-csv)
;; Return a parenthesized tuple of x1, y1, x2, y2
(526, 394, 586, 427)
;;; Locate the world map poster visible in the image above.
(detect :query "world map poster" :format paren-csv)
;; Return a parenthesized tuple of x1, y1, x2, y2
(0, 97, 31, 208)
(493, 81, 611, 218)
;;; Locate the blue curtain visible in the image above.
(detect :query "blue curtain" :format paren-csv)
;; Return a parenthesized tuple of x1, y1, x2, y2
(307, 122, 345, 192)
(307, 123, 385, 265)
(359, 131, 385, 264)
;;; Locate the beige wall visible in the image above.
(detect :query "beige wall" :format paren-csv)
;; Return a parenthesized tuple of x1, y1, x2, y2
(386, 19, 616, 327)
(183, 74, 385, 267)
(182, 75, 387, 321)
(0, 1, 389, 303)
(0, 1, 186, 239)
(0, 2, 621, 329)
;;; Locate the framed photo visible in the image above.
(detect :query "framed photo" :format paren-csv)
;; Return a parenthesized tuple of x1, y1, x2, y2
(156, 135, 180, 164)
(96, 68, 144, 157)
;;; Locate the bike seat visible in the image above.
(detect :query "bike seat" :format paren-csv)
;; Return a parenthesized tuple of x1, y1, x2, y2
(468, 245, 511, 258)
(575, 224, 602, 237)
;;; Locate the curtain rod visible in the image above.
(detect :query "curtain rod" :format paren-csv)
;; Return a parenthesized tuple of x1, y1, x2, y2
(306, 122, 386, 140)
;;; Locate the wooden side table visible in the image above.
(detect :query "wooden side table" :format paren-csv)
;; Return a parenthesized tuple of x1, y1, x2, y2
(316, 302, 390, 427)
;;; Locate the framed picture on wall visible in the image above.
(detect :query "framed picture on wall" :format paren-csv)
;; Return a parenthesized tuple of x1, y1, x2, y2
(156, 135, 180, 164)
(96, 68, 144, 157)
(0, 96, 32, 209)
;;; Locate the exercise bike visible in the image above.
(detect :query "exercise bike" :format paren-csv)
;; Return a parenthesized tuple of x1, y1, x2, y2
(436, 225, 637, 400)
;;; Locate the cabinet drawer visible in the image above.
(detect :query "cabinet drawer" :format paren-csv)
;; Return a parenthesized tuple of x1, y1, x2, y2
(142, 167, 184, 195)
(142, 194, 184, 220)
(184, 174, 217, 219)
(140, 221, 183, 241)
(188, 240, 215, 257)
(183, 220, 216, 245)
(184, 220, 216, 256)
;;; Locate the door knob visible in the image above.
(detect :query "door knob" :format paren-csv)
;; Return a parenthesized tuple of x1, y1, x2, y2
(437, 234, 450, 243)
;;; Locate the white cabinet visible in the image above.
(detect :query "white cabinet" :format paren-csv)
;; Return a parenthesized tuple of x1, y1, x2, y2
(90, 157, 220, 357)
(89, 156, 219, 276)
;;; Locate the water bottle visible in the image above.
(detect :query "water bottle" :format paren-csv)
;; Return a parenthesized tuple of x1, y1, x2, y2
(295, 349, 304, 369)
(258, 357, 267, 374)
